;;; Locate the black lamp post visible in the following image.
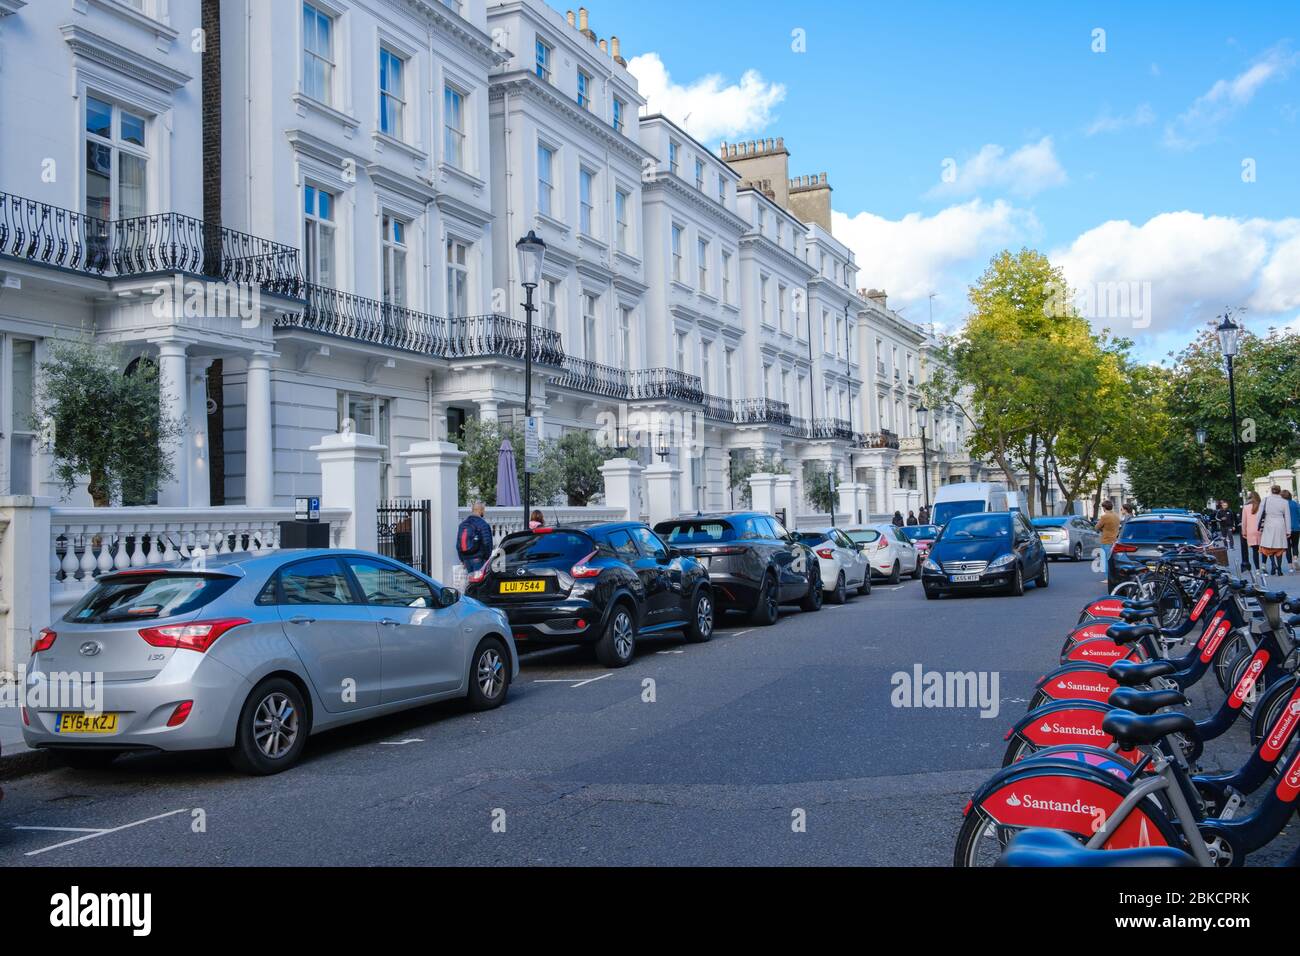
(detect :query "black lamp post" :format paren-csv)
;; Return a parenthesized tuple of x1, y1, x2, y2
(916, 403, 930, 510)
(1216, 314, 1244, 565)
(1195, 427, 1207, 510)
(516, 230, 546, 526)
(1045, 453, 1057, 514)
(656, 432, 670, 462)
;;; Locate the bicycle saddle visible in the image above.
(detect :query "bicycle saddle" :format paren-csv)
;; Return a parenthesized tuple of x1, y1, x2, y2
(1119, 606, 1158, 623)
(1121, 598, 1158, 610)
(1102, 709, 1196, 748)
(1107, 687, 1187, 714)
(1108, 659, 1177, 685)
(1105, 623, 1157, 644)
(998, 828, 1196, 868)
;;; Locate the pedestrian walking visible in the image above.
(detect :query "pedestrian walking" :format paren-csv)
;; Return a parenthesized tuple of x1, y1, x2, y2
(1121, 502, 1136, 521)
(1258, 485, 1292, 576)
(1283, 490, 1300, 574)
(918, 505, 931, 524)
(1096, 500, 1120, 573)
(906, 510, 918, 526)
(892, 511, 905, 527)
(456, 501, 494, 574)
(1213, 499, 1235, 550)
(1242, 491, 1263, 572)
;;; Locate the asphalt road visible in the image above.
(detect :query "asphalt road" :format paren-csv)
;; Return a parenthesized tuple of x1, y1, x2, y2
(0, 559, 1294, 866)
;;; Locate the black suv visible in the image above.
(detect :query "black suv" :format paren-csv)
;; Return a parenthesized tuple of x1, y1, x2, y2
(466, 522, 712, 667)
(653, 512, 823, 625)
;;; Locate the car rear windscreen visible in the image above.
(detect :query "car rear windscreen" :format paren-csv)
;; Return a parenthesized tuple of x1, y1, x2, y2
(846, 529, 881, 544)
(1119, 520, 1200, 543)
(794, 532, 830, 545)
(655, 520, 736, 544)
(1032, 517, 1068, 527)
(499, 530, 594, 564)
(65, 573, 239, 623)
(900, 525, 940, 539)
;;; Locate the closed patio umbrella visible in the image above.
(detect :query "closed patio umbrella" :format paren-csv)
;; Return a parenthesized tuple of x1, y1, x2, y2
(496, 438, 521, 508)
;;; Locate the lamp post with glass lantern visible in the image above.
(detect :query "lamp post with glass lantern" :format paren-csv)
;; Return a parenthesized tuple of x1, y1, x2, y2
(917, 403, 930, 512)
(516, 230, 546, 527)
(1216, 314, 1245, 565)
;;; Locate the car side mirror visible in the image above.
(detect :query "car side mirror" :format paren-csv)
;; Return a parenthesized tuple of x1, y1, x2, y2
(665, 547, 681, 561)
(439, 587, 460, 607)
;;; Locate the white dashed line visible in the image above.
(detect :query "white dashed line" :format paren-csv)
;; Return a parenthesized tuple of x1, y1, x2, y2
(22, 809, 189, 858)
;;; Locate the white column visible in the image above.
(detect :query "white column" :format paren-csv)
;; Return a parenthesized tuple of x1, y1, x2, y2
(837, 480, 859, 526)
(245, 351, 275, 507)
(644, 461, 681, 525)
(874, 466, 889, 518)
(0, 495, 53, 674)
(773, 474, 796, 524)
(312, 431, 386, 551)
(155, 340, 189, 506)
(403, 440, 467, 584)
(599, 457, 644, 521)
(748, 472, 778, 516)
(187, 357, 213, 508)
(479, 400, 499, 423)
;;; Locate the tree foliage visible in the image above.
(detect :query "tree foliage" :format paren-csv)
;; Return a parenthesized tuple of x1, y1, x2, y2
(455, 419, 613, 507)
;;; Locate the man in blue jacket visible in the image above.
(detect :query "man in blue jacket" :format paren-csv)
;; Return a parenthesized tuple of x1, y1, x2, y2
(456, 501, 494, 573)
(1284, 489, 1300, 574)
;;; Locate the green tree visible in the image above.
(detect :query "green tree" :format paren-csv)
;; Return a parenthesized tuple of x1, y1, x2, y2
(34, 338, 180, 507)
(535, 430, 617, 506)
(454, 417, 522, 506)
(728, 451, 786, 507)
(803, 464, 837, 514)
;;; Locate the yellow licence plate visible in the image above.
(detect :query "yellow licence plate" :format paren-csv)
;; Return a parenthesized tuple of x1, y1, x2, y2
(56, 712, 119, 735)
(500, 580, 545, 594)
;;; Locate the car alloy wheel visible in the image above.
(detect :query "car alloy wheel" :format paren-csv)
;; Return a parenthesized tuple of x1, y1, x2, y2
(477, 646, 505, 700)
(696, 592, 713, 638)
(253, 691, 300, 760)
(612, 610, 634, 660)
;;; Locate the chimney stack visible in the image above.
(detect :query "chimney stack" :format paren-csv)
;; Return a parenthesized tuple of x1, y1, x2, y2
(566, 9, 575, 26)
(611, 35, 625, 66)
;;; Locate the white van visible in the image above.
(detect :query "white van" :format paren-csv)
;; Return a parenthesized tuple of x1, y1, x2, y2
(931, 482, 1010, 526)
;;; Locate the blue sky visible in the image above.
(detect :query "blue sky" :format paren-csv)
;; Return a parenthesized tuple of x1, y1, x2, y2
(595, 0, 1300, 358)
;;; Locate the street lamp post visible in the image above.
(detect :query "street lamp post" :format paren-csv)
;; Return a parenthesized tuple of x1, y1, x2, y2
(516, 230, 546, 527)
(1195, 427, 1207, 510)
(1216, 314, 1245, 566)
(916, 403, 930, 512)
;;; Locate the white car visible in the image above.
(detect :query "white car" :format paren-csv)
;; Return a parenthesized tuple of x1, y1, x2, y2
(846, 524, 921, 583)
(794, 527, 871, 603)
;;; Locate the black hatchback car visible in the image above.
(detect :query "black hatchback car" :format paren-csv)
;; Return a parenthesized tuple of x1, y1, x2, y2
(921, 510, 1049, 599)
(466, 522, 712, 667)
(1106, 513, 1225, 591)
(653, 512, 823, 625)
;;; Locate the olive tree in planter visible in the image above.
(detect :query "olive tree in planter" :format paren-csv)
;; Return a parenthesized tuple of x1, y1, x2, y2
(537, 430, 618, 506)
(803, 463, 837, 516)
(728, 452, 787, 508)
(34, 338, 180, 507)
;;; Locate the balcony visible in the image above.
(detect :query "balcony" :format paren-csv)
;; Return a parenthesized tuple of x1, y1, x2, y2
(858, 429, 901, 450)
(628, 368, 703, 404)
(446, 314, 564, 367)
(276, 283, 446, 354)
(701, 393, 734, 422)
(733, 397, 792, 426)
(809, 417, 855, 441)
(1, 191, 302, 297)
(551, 356, 629, 398)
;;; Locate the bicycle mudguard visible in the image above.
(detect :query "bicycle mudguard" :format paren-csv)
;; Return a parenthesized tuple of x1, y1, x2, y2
(1079, 597, 1128, 622)
(1058, 619, 1123, 657)
(1062, 636, 1147, 666)
(1005, 700, 1140, 765)
(965, 760, 1182, 851)
(1032, 663, 1118, 705)
(1250, 672, 1300, 744)
(1012, 743, 1140, 781)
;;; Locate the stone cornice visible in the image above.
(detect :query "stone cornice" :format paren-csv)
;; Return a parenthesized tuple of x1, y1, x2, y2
(643, 175, 748, 237)
(388, 0, 508, 68)
(60, 23, 191, 93)
(739, 233, 816, 280)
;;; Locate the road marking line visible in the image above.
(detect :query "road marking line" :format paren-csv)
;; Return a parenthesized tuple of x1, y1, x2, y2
(570, 674, 613, 688)
(655, 649, 684, 655)
(729, 629, 755, 637)
(24, 808, 189, 858)
(532, 673, 614, 688)
(379, 738, 424, 746)
(12, 826, 103, 833)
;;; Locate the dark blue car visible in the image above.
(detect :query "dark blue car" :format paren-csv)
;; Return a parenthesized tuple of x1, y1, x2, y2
(921, 511, 1049, 599)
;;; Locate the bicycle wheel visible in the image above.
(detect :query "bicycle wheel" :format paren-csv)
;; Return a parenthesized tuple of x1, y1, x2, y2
(1213, 631, 1254, 694)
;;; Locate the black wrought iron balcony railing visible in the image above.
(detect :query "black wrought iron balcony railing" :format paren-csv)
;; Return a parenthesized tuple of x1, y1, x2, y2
(1, 191, 303, 296)
(628, 368, 704, 404)
(857, 430, 901, 450)
(276, 283, 447, 354)
(701, 393, 734, 421)
(809, 417, 855, 441)
(733, 397, 792, 426)
(446, 314, 565, 367)
(551, 356, 629, 398)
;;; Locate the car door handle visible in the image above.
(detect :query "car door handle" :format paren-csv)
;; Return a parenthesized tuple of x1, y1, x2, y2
(289, 616, 315, 625)
(379, 618, 400, 627)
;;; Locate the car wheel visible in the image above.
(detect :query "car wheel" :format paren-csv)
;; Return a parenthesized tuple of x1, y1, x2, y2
(830, 571, 847, 605)
(229, 677, 309, 775)
(57, 750, 121, 770)
(924, 587, 940, 600)
(888, 561, 901, 584)
(1072, 542, 1083, 562)
(1035, 560, 1049, 589)
(800, 569, 824, 612)
(749, 572, 780, 626)
(466, 637, 511, 709)
(685, 587, 714, 643)
(595, 604, 637, 667)
(1007, 565, 1025, 597)
(857, 570, 871, 596)
(910, 556, 922, 580)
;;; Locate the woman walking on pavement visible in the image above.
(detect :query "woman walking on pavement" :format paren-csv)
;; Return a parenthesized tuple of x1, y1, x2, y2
(1258, 485, 1292, 576)
(1242, 491, 1263, 572)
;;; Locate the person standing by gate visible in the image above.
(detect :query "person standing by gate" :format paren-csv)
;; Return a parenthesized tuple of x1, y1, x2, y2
(457, 501, 494, 573)
(1258, 485, 1292, 576)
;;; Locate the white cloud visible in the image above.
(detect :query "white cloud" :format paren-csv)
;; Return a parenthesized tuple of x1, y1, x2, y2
(1050, 212, 1300, 341)
(1084, 103, 1155, 136)
(1164, 45, 1299, 148)
(832, 199, 1037, 327)
(926, 137, 1067, 199)
(626, 52, 785, 142)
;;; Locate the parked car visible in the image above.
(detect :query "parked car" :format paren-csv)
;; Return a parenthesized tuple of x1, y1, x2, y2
(844, 524, 920, 583)
(654, 512, 823, 625)
(1106, 513, 1224, 591)
(1032, 514, 1100, 561)
(898, 523, 942, 561)
(794, 527, 871, 603)
(467, 522, 712, 667)
(921, 510, 1049, 599)
(23, 550, 516, 775)
(930, 481, 1012, 526)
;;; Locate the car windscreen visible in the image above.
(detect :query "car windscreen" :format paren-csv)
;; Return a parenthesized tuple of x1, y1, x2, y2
(939, 515, 1012, 541)
(1032, 517, 1068, 527)
(654, 520, 736, 544)
(931, 500, 986, 526)
(900, 525, 940, 540)
(64, 572, 239, 623)
(1119, 520, 1200, 544)
(499, 530, 594, 564)
(794, 532, 830, 545)
(845, 529, 881, 544)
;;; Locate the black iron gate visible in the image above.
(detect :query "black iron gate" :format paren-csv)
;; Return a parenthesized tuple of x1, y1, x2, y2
(377, 498, 432, 574)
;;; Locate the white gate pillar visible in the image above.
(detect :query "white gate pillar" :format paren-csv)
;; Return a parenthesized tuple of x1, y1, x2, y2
(644, 462, 681, 525)
(599, 457, 643, 521)
(312, 432, 386, 552)
(748, 472, 778, 516)
(403, 440, 467, 584)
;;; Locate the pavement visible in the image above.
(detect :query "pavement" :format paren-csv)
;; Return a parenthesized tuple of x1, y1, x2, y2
(0, 559, 1293, 865)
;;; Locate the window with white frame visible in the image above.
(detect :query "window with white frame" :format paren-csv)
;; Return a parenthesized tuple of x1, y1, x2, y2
(762, 362, 772, 399)
(701, 341, 712, 392)
(721, 250, 732, 303)
(724, 347, 735, 398)
(444, 84, 466, 169)
(85, 95, 147, 226)
(697, 237, 709, 291)
(778, 284, 787, 331)
(542, 278, 559, 330)
(379, 47, 405, 138)
(615, 188, 630, 252)
(676, 331, 688, 373)
(781, 369, 790, 405)
(537, 144, 555, 217)
(446, 238, 470, 317)
(302, 2, 335, 105)
(582, 293, 598, 359)
(579, 167, 595, 236)
(717, 176, 726, 204)
(668, 140, 680, 176)
(618, 306, 632, 367)
(671, 224, 684, 281)
(303, 184, 336, 286)
(6, 339, 35, 496)
(612, 96, 625, 133)
(576, 70, 592, 110)
(694, 158, 704, 191)
(535, 38, 552, 82)
(760, 274, 771, 325)
(381, 214, 407, 306)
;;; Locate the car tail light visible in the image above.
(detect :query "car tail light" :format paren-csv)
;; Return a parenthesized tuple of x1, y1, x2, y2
(532, 527, 555, 534)
(816, 548, 835, 560)
(138, 618, 250, 652)
(20, 706, 29, 726)
(1113, 543, 1138, 554)
(876, 538, 889, 551)
(31, 628, 56, 654)
(467, 565, 489, 584)
(571, 550, 601, 578)
(166, 701, 193, 727)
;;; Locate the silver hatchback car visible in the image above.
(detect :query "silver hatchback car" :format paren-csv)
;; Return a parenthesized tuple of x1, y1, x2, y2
(23, 549, 518, 774)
